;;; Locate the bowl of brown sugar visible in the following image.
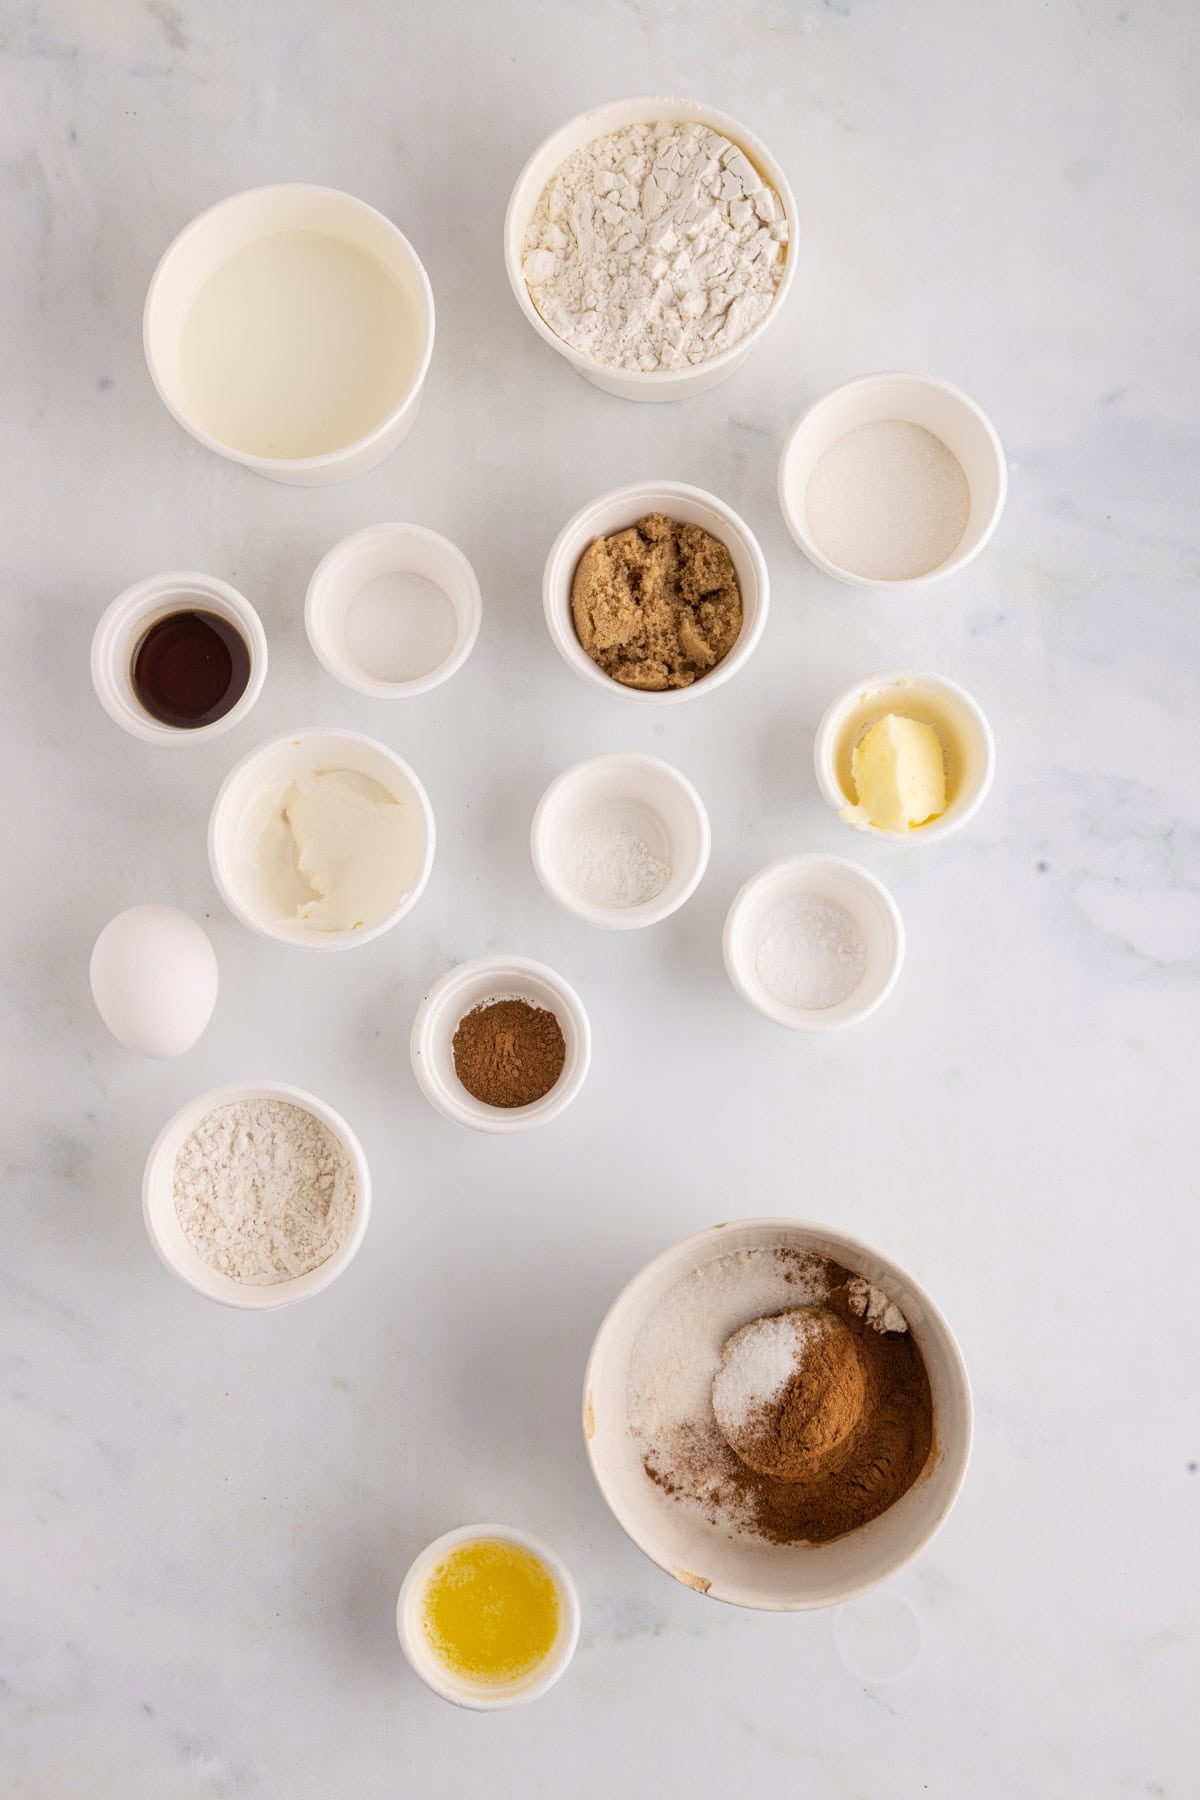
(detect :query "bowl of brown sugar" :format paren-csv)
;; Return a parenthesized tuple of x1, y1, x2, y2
(583, 1219, 971, 1609)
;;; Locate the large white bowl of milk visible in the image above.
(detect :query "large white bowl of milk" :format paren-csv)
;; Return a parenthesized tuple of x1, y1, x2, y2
(144, 185, 435, 486)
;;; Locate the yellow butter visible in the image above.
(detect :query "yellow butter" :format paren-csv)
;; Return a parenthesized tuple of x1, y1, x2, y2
(421, 1538, 560, 1686)
(849, 713, 946, 832)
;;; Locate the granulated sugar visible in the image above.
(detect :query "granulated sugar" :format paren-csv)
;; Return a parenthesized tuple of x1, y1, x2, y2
(754, 895, 866, 1011)
(345, 571, 457, 682)
(804, 420, 970, 580)
(710, 1308, 820, 1440)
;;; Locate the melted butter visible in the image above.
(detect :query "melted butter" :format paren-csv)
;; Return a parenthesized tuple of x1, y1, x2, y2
(421, 1538, 560, 1686)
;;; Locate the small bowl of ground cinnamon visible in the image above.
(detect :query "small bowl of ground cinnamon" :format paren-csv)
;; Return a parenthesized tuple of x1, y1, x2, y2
(410, 955, 591, 1133)
(543, 482, 769, 704)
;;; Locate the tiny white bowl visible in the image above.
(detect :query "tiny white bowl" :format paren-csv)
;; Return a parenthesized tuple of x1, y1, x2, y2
(91, 570, 267, 745)
(722, 854, 904, 1031)
(410, 956, 590, 1133)
(531, 752, 710, 930)
(144, 184, 435, 486)
(505, 97, 797, 402)
(208, 728, 435, 952)
(396, 1523, 581, 1710)
(544, 481, 769, 705)
(142, 1080, 371, 1311)
(584, 1218, 972, 1610)
(304, 524, 481, 699)
(814, 669, 996, 845)
(778, 371, 1007, 590)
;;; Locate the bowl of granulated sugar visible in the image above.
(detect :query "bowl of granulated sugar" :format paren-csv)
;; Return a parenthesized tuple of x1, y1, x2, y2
(778, 372, 1007, 590)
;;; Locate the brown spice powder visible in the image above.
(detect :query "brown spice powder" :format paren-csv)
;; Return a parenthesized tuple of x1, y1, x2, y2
(452, 998, 566, 1108)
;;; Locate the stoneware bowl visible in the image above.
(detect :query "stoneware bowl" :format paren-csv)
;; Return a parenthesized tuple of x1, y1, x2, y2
(543, 481, 769, 705)
(142, 1080, 371, 1311)
(583, 1218, 972, 1610)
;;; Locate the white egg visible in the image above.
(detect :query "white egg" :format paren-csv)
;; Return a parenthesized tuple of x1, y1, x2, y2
(90, 905, 218, 1059)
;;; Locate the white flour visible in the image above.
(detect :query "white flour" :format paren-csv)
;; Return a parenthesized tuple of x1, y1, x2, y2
(522, 120, 788, 371)
(755, 895, 867, 1011)
(804, 420, 970, 580)
(172, 1098, 356, 1284)
(564, 814, 671, 909)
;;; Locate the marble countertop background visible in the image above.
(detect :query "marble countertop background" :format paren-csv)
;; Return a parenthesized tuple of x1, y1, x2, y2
(3, 1, 1197, 1794)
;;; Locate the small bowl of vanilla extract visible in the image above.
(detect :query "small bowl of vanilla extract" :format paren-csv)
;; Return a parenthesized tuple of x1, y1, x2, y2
(91, 570, 267, 744)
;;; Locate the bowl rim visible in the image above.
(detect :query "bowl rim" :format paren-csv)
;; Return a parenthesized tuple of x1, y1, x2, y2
(207, 725, 436, 951)
(777, 369, 1008, 591)
(530, 750, 712, 929)
(503, 95, 797, 386)
(582, 1216, 974, 1610)
(542, 479, 770, 705)
(813, 667, 997, 845)
(141, 1078, 372, 1311)
(143, 182, 436, 477)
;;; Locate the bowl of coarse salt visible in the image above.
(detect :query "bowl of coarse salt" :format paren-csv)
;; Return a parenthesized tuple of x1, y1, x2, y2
(778, 372, 1007, 590)
(531, 753, 710, 930)
(722, 854, 904, 1031)
(505, 98, 797, 402)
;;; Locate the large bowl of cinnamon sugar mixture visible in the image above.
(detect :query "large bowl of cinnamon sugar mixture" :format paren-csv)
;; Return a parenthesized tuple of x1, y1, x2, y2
(582, 1220, 971, 1610)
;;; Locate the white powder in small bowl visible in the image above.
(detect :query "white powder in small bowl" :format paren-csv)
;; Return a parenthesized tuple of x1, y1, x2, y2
(754, 895, 867, 1011)
(804, 419, 970, 581)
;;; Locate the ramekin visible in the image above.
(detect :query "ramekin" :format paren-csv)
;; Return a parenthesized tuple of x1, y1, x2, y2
(91, 570, 267, 745)
(410, 956, 591, 1133)
(142, 1079, 371, 1311)
(778, 372, 1007, 589)
(504, 97, 797, 402)
(396, 1523, 581, 1710)
(543, 481, 769, 705)
(814, 669, 996, 844)
(583, 1218, 972, 1610)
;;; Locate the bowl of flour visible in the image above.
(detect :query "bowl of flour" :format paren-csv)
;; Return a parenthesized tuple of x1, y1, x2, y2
(504, 98, 797, 401)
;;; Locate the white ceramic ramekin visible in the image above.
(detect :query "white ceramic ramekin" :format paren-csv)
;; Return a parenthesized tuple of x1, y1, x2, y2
(531, 753, 710, 929)
(584, 1218, 972, 1610)
(504, 97, 797, 402)
(396, 1523, 582, 1710)
(91, 571, 268, 744)
(142, 1080, 371, 1311)
(304, 523, 481, 699)
(144, 185, 435, 486)
(208, 728, 435, 951)
(778, 372, 1007, 589)
(544, 482, 769, 705)
(410, 956, 590, 1133)
(814, 669, 996, 845)
(722, 854, 904, 1031)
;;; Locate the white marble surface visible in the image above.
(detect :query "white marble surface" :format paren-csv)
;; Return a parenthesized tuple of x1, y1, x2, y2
(4, 1, 1197, 1793)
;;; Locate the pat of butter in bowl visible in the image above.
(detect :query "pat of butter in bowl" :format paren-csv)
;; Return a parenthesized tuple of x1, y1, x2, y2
(846, 714, 946, 833)
(256, 768, 416, 932)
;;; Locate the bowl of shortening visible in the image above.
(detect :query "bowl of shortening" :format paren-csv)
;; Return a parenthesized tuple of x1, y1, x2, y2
(144, 184, 435, 485)
(544, 481, 769, 704)
(531, 752, 710, 929)
(304, 524, 482, 699)
(814, 669, 996, 844)
(583, 1218, 972, 1610)
(208, 728, 435, 951)
(396, 1524, 581, 1709)
(410, 955, 591, 1133)
(142, 1080, 371, 1310)
(778, 372, 1007, 589)
(722, 854, 904, 1031)
(505, 97, 796, 402)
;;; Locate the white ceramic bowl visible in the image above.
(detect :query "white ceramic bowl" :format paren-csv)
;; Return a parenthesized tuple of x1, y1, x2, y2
(91, 570, 267, 744)
(778, 372, 1007, 589)
(142, 1080, 371, 1311)
(584, 1218, 972, 1610)
(208, 728, 435, 951)
(544, 482, 769, 705)
(396, 1523, 581, 1710)
(504, 97, 797, 402)
(722, 854, 904, 1031)
(814, 669, 996, 844)
(144, 184, 435, 486)
(410, 956, 590, 1133)
(305, 524, 482, 698)
(531, 753, 710, 929)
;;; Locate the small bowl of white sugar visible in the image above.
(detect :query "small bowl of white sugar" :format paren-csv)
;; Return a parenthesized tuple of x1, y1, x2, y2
(722, 854, 904, 1031)
(142, 1080, 371, 1310)
(778, 372, 1007, 590)
(531, 752, 711, 930)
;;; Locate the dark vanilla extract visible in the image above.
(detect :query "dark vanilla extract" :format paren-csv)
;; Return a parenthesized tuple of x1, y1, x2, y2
(132, 610, 251, 728)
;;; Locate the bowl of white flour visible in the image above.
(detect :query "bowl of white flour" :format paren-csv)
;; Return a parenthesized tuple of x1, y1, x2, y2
(505, 98, 797, 401)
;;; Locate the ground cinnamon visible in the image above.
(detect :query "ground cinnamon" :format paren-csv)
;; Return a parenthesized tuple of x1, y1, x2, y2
(452, 998, 566, 1108)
